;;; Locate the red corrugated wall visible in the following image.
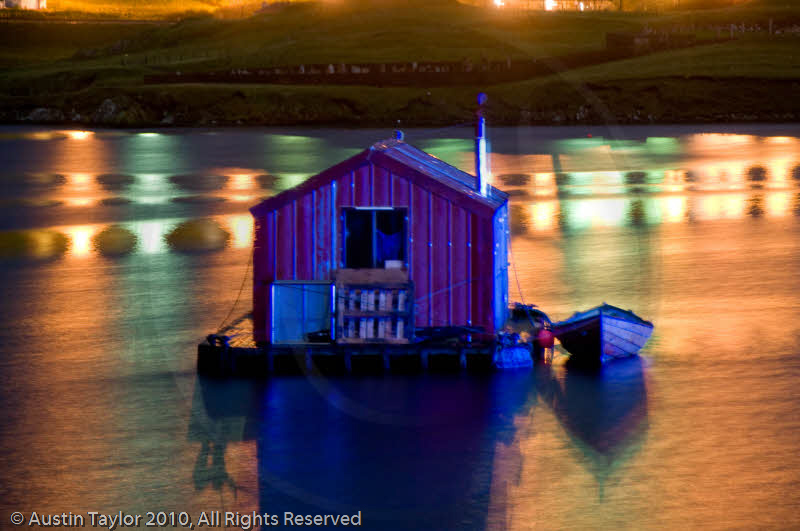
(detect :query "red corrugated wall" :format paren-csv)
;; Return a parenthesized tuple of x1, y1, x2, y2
(252, 160, 498, 343)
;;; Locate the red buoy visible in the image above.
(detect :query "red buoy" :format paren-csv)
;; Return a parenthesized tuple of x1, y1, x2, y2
(537, 329, 555, 348)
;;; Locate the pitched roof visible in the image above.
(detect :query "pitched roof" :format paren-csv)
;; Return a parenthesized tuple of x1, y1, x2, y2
(250, 138, 508, 219)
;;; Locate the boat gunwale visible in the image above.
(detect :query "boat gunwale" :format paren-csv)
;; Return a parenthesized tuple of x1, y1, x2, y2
(553, 304, 654, 331)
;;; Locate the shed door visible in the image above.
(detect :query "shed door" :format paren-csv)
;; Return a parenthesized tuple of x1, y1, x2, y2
(271, 283, 333, 343)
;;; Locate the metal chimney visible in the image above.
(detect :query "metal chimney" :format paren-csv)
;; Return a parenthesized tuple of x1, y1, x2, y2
(475, 92, 489, 197)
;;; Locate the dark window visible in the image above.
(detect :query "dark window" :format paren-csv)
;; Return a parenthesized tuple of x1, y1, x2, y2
(344, 208, 406, 268)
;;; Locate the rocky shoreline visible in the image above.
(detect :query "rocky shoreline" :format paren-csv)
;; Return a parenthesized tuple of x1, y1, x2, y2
(2, 76, 798, 128)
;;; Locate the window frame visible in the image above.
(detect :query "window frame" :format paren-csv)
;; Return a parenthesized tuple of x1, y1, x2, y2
(342, 206, 408, 269)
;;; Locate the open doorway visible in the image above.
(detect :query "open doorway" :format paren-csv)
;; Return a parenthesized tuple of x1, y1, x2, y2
(271, 282, 334, 343)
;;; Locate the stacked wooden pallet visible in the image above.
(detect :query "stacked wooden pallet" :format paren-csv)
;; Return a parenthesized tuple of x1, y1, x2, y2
(334, 269, 414, 344)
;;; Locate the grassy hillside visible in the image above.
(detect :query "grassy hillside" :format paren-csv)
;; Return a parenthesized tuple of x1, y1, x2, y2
(59, 4, 648, 67)
(1, 0, 798, 127)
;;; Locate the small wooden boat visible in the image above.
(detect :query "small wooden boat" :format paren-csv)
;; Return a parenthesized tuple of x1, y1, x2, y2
(551, 303, 653, 366)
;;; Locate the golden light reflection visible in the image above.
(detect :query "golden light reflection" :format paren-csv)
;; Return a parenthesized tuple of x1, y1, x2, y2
(529, 201, 558, 231)
(63, 198, 97, 208)
(664, 196, 687, 223)
(767, 158, 792, 188)
(533, 172, 557, 197)
(64, 130, 93, 141)
(689, 133, 757, 151)
(230, 195, 257, 203)
(61, 172, 103, 207)
(545, 0, 557, 10)
(224, 215, 254, 249)
(40, 124, 110, 174)
(766, 192, 791, 217)
(694, 162, 747, 191)
(766, 136, 795, 145)
(62, 225, 100, 258)
(66, 173, 93, 192)
(228, 173, 258, 192)
(694, 193, 746, 220)
(664, 170, 685, 193)
(29, 132, 55, 141)
(0, 229, 68, 259)
(537, 190, 799, 231)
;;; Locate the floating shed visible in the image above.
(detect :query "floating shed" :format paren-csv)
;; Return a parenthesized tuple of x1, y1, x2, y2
(249, 136, 509, 346)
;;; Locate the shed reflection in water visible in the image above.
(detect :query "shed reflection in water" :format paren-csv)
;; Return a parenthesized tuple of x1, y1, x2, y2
(189, 376, 263, 496)
(189, 373, 540, 529)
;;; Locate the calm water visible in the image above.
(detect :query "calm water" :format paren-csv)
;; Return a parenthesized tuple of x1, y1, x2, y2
(1, 124, 799, 530)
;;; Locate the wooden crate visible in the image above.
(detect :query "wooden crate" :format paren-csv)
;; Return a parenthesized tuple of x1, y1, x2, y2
(334, 269, 414, 344)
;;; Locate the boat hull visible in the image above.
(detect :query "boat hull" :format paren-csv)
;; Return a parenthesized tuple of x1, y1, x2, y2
(552, 304, 653, 366)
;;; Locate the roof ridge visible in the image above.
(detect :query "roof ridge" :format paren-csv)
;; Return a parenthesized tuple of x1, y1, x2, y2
(379, 140, 508, 202)
(251, 138, 507, 219)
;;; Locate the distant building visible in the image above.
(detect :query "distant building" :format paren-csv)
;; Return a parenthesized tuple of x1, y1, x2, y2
(4, 0, 47, 8)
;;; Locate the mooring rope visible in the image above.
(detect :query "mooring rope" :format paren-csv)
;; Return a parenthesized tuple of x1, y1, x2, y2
(508, 241, 549, 329)
(216, 250, 252, 333)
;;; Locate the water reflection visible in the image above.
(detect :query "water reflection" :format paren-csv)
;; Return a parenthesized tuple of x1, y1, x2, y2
(0, 228, 69, 260)
(167, 219, 231, 253)
(188, 376, 262, 503)
(0, 173, 65, 197)
(1, 126, 799, 530)
(254, 374, 537, 529)
(227, 171, 259, 192)
(92, 225, 138, 256)
(170, 174, 229, 192)
(0, 214, 254, 261)
(226, 215, 254, 250)
(8, 188, 793, 259)
(185, 372, 543, 529)
(257, 173, 279, 189)
(517, 189, 800, 235)
(61, 224, 100, 258)
(537, 359, 648, 459)
(97, 173, 135, 191)
(131, 219, 171, 255)
(516, 359, 649, 509)
(491, 132, 799, 205)
(2, 129, 796, 244)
